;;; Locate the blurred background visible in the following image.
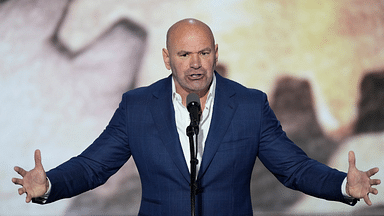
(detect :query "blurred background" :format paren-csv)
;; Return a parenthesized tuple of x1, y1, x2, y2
(1, 0, 383, 215)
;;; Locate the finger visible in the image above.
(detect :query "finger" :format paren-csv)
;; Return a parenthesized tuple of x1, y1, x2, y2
(366, 167, 379, 177)
(370, 187, 379, 195)
(34, 149, 42, 168)
(14, 166, 27, 177)
(363, 194, 372, 206)
(18, 187, 26, 195)
(348, 151, 356, 170)
(12, 177, 24, 186)
(370, 179, 381, 186)
(26, 193, 32, 203)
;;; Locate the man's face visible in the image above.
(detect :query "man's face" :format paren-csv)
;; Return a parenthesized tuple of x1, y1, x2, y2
(163, 25, 218, 98)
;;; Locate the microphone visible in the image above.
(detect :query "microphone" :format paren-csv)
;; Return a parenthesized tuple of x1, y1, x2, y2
(186, 93, 202, 127)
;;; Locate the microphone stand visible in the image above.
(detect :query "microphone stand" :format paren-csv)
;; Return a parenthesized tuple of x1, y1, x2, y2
(186, 123, 199, 216)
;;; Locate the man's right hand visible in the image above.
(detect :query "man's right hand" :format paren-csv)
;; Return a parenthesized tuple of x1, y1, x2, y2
(12, 149, 49, 203)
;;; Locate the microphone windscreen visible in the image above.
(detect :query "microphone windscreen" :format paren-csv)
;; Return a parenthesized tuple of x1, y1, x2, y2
(187, 93, 200, 106)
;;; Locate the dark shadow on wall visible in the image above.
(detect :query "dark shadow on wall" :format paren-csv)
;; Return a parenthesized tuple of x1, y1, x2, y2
(49, 0, 147, 92)
(51, 9, 147, 59)
(251, 76, 339, 212)
(354, 70, 384, 135)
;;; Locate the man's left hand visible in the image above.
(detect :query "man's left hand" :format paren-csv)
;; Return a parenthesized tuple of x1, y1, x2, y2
(346, 151, 381, 206)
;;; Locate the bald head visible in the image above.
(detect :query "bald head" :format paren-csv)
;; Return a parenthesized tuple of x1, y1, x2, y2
(162, 18, 218, 100)
(166, 18, 215, 51)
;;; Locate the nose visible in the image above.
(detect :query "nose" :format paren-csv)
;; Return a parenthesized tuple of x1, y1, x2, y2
(190, 54, 201, 69)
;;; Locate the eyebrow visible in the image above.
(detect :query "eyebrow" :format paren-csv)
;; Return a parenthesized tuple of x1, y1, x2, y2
(177, 47, 212, 55)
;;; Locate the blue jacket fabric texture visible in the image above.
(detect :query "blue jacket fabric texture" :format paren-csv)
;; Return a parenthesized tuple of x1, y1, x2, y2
(44, 73, 349, 215)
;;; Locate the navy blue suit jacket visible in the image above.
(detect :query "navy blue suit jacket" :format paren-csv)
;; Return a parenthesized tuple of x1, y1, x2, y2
(44, 73, 349, 215)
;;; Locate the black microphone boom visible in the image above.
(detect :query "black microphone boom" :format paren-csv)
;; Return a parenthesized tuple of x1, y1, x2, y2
(186, 93, 201, 216)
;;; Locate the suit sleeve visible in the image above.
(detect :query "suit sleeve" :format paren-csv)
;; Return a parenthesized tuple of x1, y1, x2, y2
(43, 94, 131, 203)
(256, 93, 356, 205)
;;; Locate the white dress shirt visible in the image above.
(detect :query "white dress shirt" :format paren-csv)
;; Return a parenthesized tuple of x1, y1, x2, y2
(172, 74, 216, 174)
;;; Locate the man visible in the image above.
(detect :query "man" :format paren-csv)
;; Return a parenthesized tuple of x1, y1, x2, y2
(12, 18, 380, 216)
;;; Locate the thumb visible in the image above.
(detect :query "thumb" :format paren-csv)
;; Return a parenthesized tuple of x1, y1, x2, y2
(348, 150, 356, 172)
(34, 149, 43, 168)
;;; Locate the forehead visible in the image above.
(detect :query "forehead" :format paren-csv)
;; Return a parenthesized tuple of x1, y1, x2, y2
(168, 25, 214, 51)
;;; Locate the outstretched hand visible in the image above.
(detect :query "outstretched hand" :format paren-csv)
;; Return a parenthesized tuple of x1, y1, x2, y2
(346, 151, 381, 206)
(12, 149, 49, 203)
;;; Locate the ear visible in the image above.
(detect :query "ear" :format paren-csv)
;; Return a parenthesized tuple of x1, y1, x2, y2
(214, 44, 219, 63)
(162, 48, 171, 70)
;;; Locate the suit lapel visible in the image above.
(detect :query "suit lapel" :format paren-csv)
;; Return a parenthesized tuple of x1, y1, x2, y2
(198, 73, 237, 179)
(149, 76, 190, 183)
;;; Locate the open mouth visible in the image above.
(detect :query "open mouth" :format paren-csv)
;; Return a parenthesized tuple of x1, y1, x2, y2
(189, 74, 203, 79)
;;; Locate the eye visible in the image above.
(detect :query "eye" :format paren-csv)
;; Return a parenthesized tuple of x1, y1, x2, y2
(179, 53, 189, 57)
(201, 51, 210, 56)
